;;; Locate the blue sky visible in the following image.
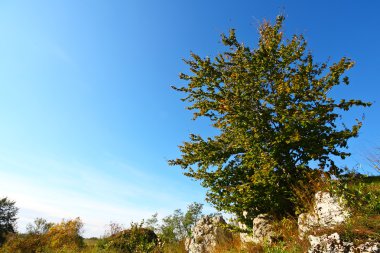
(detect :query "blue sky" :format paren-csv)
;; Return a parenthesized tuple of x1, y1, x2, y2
(0, 1, 379, 237)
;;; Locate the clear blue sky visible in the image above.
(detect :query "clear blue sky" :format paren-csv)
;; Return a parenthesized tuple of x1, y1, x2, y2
(0, 1, 379, 237)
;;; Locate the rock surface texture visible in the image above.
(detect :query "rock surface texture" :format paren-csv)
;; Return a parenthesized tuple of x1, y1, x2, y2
(298, 191, 349, 238)
(308, 232, 380, 253)
(239, 213, 277, 244)
(239, 222, 253, 244)
(251, 214, 276, 244)
(185, 215, 232, 253)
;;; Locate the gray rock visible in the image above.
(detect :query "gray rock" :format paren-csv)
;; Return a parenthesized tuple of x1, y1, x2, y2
(239, 214, 277, 244)
(356, 242, 380, 253)
(308, 233, 354, 253)
(185, 215, 232, 253)
(299, 192, 349, 238)
(308, 233, 380, 253)
(314, 192, 349, 226)
(252, 214, 276, 244)
(239, 221, 253, 244)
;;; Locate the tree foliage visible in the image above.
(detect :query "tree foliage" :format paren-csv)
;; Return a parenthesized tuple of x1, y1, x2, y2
(0, 197, 18, 245)
(26, 217, 53, 235)
(145, 202, 203, 243)
(169, 16, 371, 224)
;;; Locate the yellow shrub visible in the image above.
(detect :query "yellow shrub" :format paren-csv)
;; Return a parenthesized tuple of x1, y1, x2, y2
(45, 217, 84, 251)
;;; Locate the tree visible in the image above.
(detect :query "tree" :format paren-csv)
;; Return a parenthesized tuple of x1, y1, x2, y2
(0, 197, 18, 245)
(144, 213, 159, 232)
(104, 221, 125, 237)
(26, 217, 53, 235)
(182, 202, 203, 237)
(169, 16, 371, 225)
(157, 202, 203, 242)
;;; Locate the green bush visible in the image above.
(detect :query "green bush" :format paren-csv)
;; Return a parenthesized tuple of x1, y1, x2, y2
(97, 222, 158, 253)
(336, 174, 380, 215)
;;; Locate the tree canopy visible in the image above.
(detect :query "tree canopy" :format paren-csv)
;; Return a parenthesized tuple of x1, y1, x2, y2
(0, 197, 18, 245)
(147, 202, 203, 243)
(169, 16, 371, 225)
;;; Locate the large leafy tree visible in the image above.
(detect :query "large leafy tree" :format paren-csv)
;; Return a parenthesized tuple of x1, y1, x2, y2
(0, 197, 18, 245)
(169, 16, 370, 225)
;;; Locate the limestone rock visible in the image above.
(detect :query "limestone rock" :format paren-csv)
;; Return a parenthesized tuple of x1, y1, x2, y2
(356, 242, 380, 253)
(314, 192, 349, 226)
(185, 215, 232, 253)
(308, 233, 353, 253)
(308, 233, 380, 253)
(239, 214, 277, 244)
(239, 222, 254, 244)
(239, 211, 254, 243)
(298, 212, 319, 238)
(252, 214, 276, 244)
(299, 192, 349, 237)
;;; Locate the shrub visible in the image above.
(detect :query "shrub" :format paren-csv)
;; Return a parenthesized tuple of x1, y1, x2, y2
(0, 233, 45, 253)
(97, 222, 158, 253)
(44, 217, 84, 252)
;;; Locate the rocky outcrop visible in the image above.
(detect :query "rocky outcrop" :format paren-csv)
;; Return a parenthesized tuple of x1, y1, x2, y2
(308, 232, 380, 253)
(239, 211, 253, 244)
(239, 221, 253, 244)
(298, 191, 349, 238)
(251, 214, 277, 243)
(299, 191, 379, 253)
(185, 215, 232, 253)
(239, 214, 278, 244)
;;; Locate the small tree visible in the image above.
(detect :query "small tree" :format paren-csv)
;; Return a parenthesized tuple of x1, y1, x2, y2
(158, 202, 203, 242)
(170, 16, 371, 225)
(144, 213, 159, 232)
(183, 202, 203, 237)
(104, 221, 125, 237)
(0, 197, 18, 245)
(26, 217, 53, 235)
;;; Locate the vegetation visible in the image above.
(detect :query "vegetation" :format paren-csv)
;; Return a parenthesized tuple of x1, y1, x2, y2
(97, 222, 158, 253)
(0, 197, 18, 246)
(0, 217, 84, 253)
(0, 15, 378, 253)
(317, 174, 380, 245)
(151, 202, 203, 242)
(0, 201, 204, 252)
(0, 174, 379, 252)
(169, 15, 371, 225)
(26, 218, 54, 235)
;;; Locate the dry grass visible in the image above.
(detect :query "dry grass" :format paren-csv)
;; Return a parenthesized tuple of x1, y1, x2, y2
(159, 240, 187, 253)
(212, 220, 309, 253)
(311, 214, 380, 246)
(291, 170, 334, 215)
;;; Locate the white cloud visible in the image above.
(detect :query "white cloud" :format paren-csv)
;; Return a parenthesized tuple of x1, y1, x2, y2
(0, 150, 188, 237)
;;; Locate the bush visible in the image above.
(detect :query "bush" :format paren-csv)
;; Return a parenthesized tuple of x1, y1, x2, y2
(97, 222, 158, 253)
(44, 217, 84, 252)
(0, 233, 45, 253)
